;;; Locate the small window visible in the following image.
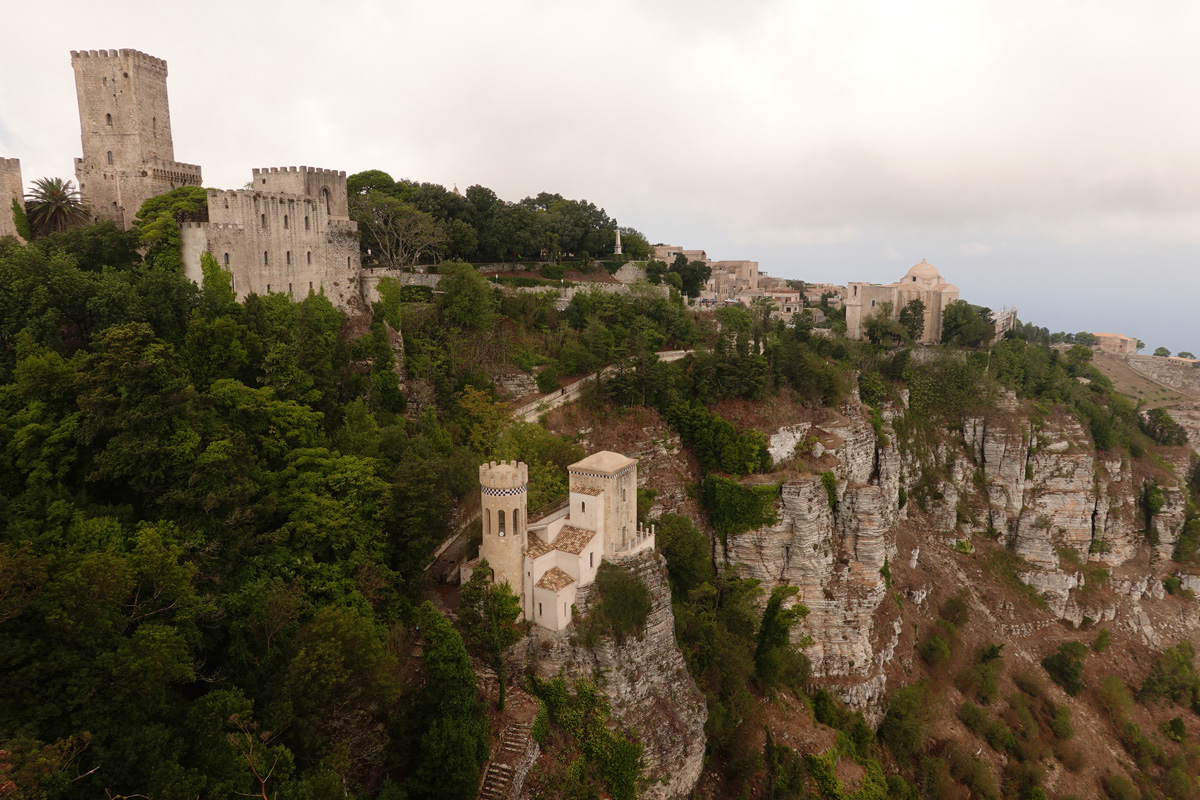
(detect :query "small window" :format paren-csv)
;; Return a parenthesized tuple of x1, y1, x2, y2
(498, 510, 506, 536)
(347, 256, 351, 268)
(223, 253, 229, 265)
(106, 151, 113, 165)
(912, 276, 917, 282)
(304, 216, 310, 230)
(590, 552, 594, 568)
(266, 284, 270, 292)
(283, 215, 289, 229)
(288, 283, 293, 295)
(264, 251, 269, 265)
(582, 501, 586, 514)
(262, 178, 266, 185)
(513, 507, 519, 534)
(307, 251, 311, 264)
(261, 214, 266, 228)
(106, 113, 112, 126)
(309, 281, 313, 291)
(152, 117, 156, 131)
(871, 300, 875, 307)
(538, 603, 543, 617)
(286, 251, 291, 265)
(224, 197, 229, 208)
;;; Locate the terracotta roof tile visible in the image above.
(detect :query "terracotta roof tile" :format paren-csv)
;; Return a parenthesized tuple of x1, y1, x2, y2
(554, 525, 597, 555)
(535, 566, 575, 591)
(573, 486, 604, 496)
(525, 537, 553, 559)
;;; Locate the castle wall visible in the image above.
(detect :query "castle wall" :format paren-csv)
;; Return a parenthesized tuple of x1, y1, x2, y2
(72, 49, 201, 229)
(0, 158, 23, 240)
(181, 185, 362, 311)
(252, 167, 349, 220)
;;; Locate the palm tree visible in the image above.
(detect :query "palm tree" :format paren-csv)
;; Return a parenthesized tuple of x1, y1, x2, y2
(25, 177, 91, 237)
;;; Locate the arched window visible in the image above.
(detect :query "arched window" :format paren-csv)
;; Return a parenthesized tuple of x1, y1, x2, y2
(321, 188, 330, 215)
(484, 509, 490, 536)
(106, 113, 112, 126)
(512, 507, 519, 535)
(223, 253, 229, 265)
(283, 214, 289, 229)
(498, 510, 506, 536)
(306, 252, 311, 264)
(286, 251, 291, 265)
(304, 216, 310, 230)
(261, 214, 266, 228)
(106, 151, 113, 165)
(152, 117, 156, 131)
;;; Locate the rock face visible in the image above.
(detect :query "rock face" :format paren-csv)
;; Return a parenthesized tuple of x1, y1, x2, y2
(522, 549, 706, 800)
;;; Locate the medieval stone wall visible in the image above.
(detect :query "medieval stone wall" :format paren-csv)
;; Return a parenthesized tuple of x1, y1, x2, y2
(252, 167, 349, 219)
(71, 49, 201, 229)
(181, 184, 362, 311)
(0, 158, 22, 240)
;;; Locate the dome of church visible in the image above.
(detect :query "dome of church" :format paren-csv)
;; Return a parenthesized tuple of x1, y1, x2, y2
(903, 259, 940, 282)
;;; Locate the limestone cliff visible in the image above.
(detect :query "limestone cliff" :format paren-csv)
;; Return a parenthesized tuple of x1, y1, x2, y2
(521, 549, 707, 800)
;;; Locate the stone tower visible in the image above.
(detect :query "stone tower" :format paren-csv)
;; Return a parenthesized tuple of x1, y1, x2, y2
(71, 49, 202, 229)
(0, 158, 23, 240)
(479, 460, 529, 590)
(614, 223, 622, 256)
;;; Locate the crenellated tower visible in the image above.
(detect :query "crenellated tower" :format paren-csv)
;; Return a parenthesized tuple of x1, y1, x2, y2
(478, 460, 529, 590)
(71, 49, 202, 229)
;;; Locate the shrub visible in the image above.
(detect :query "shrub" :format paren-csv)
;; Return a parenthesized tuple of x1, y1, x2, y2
(1042, 641, 1088, 696)
(1049, 705, 1074, 740)
(813, 688, 839, 727)
(820, 471, 838, 509)
(920, 635, 952, 668)
(1096, 675, 1134, 721)
(540, 263, 566, 280)
(531, 699, 549, 745)
(1094, 627, 1112, 653)
(1161, 716, 1186, 743)
(959, 701, 988, 736)
(1138, 640, 1200, 706)
(535, 364, 559, 394)
(579, 564, 652, 645)
(880, 683, 932, 760)
(1102, 774, 1142, 800)
(939, 589, 971, 626)
(1164, 575, 1182, 595)
(956, 662, 1001, 705)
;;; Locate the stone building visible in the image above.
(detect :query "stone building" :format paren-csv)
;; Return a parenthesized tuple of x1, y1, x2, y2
(71, 49, 202, 229)
(650, 244, 708, 264)
(0, 158, 22, 240)
(463, 451, 655, 632)
(1094, 332, 1139, 355)
(180, 167, 362, 311)
(846, 259, 960, 345)
(705, 260, 760, 300)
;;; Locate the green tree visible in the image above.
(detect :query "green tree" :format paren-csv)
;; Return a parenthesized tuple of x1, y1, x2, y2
(456, 558, 524, 709)
(410, 602, 488, 800)
(941, 300, 995, 348)
(1155, 346, 1171, 357)
(24, 177, 91, 237)
(436, 261, 499, 330)
(754, 585, 810, 690)
(1179, 351, 1196, 359)
(350, 190, 447, 267)
(898, 298, 926, 340)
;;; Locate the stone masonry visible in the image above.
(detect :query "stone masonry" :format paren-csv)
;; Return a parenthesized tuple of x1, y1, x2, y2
(72, 49, 202, 229)
(0, 158, 22, 240)
(180, 167, 363, 311)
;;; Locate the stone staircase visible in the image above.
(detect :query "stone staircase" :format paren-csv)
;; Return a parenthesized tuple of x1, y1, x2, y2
(478, 721, 534, 800)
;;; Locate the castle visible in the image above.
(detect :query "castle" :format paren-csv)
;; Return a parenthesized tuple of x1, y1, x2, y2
(0, 158, 23, 240)
(71, 50, 203, 229)
(179, 168, 362, 309)
(464, 451, 655, 631)
(68, 49, 361, 310)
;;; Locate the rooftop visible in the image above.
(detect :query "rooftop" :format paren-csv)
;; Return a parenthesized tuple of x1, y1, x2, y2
(569, 450, 635, 475)
(535, 566, 575, 591)
(554, 525, 597, 555)
(572, 486, 604, 496)
(525, 537, 553, 559)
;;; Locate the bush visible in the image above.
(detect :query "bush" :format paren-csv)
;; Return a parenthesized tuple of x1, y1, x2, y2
(939, 589, 971, 627)
(1163, 575, 1182, 595)
(880, 683, 932, 760)
(956, 662, 1001, 705)
(535, 364, 559, 394)
(1096, 676, 1134, 721)
(920, 635, 952, 668)
(1161, 716, 1187, 743)
(1102, 774, 1142, 800)
(540, 263, 566, 280)
(813, 688, 839, 727)
(1049, 705, 1074, 740)
(580, 564, 652, 645)
(1094, 628, 1112, 653)
(1042, 641, 1088, 696)
(820, 471, 838, 509)
(1139, 640, 1200, 707)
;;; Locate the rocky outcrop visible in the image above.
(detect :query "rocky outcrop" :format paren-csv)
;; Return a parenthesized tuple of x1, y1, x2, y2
(523, 550, 706, 800)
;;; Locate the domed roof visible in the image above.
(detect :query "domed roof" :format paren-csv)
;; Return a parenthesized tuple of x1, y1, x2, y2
(904, 259, 940, 281)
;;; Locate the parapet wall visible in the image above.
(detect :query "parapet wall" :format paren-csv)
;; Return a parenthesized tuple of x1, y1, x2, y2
(70, 49, 168, 74)
(480, 461, 529, 490)
(251, 166, 349, 220)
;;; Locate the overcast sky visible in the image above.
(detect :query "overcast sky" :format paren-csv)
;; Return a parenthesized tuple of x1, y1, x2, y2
(2, 0, 1198, 351)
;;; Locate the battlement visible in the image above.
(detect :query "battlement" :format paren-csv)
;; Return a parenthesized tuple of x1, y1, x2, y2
(71, 49, 168, 74)
(181, 221, 244, 231)
(207, 188, 319, 204)
(252, 166, 347, 179)
(480, 460, 529, 490)
(0, 157, 21, 169)
(148, 158, 202, 173)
